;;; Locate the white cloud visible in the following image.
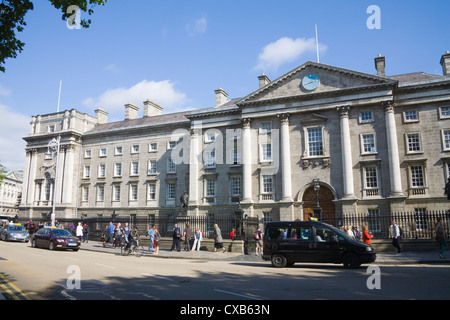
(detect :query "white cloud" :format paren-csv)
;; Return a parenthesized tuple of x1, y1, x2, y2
(254, 37, 327, 71)
(0, 104, 29, 171)
(186, 16, 207, 36)
(0, 84, 11, 97)
(82, 79, 189, 118)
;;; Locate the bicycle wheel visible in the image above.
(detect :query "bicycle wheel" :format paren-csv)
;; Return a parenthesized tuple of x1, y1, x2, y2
(121, 243, 130, 256)
(133, 245, 144, 257)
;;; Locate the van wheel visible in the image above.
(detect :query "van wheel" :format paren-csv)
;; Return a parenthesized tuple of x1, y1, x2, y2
(271, 254, 287, 268)
(343, 253, 361, 269)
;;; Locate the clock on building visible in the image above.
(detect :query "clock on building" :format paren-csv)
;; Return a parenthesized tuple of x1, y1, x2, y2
(301, 74, 320, 91)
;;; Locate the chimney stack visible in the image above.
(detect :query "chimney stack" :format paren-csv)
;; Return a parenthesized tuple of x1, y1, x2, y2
(143, 99, 163, 117)
(440, 51, 450, 76)
(214, 87, 228, 107)
(125, 102, 139, 120)
(375, 54, 386, 76)
(95, 108, 109, 124)
(258, 73, 271, 88)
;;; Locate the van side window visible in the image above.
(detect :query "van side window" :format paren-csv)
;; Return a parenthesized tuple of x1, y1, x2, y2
(290, 227, 311, 240)
(266, 227, 288, 240)
(315, 228, 343, 242)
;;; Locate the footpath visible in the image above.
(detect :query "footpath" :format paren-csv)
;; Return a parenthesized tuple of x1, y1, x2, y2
(78, 240, 450, 265)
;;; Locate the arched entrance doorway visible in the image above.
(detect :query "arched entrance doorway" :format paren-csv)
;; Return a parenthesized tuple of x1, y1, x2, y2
(302, 184, 335, 222)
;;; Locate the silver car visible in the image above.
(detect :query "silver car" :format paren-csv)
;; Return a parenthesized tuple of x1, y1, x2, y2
(0, 224, 30, 242)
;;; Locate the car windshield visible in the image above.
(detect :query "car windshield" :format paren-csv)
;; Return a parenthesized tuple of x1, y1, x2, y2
(52, 229, 72, 237)
(8, 225, 26, 231)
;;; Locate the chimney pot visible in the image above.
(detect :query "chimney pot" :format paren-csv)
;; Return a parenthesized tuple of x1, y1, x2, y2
(143, 99, 163, 117)
(440, 51, 450, 76)
(95, 108, 109, 124)
(375, 55, 386, 76)
(125, 102, 139, 120)
(258, 73, 271, 88)
(214, 87, 228, 107)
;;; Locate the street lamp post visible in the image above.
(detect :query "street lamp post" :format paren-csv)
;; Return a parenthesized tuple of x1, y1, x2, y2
(313, 181, 322, 221)
(48, 135, 61, 227)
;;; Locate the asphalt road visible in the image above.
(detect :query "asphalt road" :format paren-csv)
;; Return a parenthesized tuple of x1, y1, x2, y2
(1, 240, 450, 302)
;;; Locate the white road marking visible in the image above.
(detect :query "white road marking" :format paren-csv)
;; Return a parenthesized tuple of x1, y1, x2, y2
(141, 273, 175, 282)
(213, 289, 263, 300)
(65, 257, 79, 261)
(94, 263, 116, 269)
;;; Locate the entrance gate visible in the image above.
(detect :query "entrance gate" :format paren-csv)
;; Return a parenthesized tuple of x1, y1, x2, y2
(302, 185, 335, 221)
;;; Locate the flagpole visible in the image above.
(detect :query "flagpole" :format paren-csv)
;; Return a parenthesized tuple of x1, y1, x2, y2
(57, 80, 62, 113)
(315, 24, 320, 63)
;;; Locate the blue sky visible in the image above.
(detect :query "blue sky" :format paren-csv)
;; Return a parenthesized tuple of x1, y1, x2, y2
(1, 0, 449, 171)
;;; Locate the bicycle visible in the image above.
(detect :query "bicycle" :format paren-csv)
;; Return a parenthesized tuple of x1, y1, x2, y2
(121, 235, 144, 257)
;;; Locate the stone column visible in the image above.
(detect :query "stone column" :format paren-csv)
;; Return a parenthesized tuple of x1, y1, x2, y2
(242, 118, 253, 203)
(279, 113, 293, 201)
(26, 149, 38, 205)
(337, 106, 355, 199)
(188, 124, 201, 207)
(384, 101, 404, 197)
(62, 145, 75, 204)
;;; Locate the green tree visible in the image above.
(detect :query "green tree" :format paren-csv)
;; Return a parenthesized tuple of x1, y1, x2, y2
(0, 0, 107, 72)
(0, 162, 6, 184)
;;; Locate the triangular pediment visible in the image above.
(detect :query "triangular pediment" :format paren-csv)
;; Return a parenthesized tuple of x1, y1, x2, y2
(238, 61, 397, 106)
(300, 113, 327, 124)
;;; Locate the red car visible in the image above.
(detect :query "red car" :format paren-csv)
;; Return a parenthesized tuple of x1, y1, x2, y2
(31, 227, 80, 251)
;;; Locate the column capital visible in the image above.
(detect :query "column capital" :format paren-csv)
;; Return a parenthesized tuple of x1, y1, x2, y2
(278, 113, 290, 124)
(337, 105, 351, 117)
(382, 100, 396, 112)
(242, 118, 251, 128)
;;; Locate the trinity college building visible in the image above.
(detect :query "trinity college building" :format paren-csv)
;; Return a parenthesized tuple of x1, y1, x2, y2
(19, 52, 450, 223)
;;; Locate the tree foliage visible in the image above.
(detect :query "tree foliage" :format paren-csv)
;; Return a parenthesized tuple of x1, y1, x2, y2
(0, 162, 6, 185)
(0, 0, 107, 72)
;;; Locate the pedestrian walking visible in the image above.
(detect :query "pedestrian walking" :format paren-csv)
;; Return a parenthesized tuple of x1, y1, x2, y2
(68, 222, 75, 236)
(114, 222, 122, 248)
(82, 223, 90, 243)
(254, 226, 263, 255)
(102, 224, 109, 247)
(108, 222, 114, 245)
(392, 220, 402, 253)
(183, 223, 192, 251)
(346, 225, 355, 239)
(76, 222, 83, 242)
(230, 228, 236, 240)
(191, 228, 203, 251)
(171, 223, 181, 252)
(153, 227, 161, 255)
(147, 225, 156, 252)
(362, 225, 373, 245)
(434, 217, 447, 259)
(213, 224, 226, 253)
(123, 222, 130, 244)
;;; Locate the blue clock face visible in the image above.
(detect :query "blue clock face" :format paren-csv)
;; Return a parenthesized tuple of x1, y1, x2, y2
(301, 74, 320, 91)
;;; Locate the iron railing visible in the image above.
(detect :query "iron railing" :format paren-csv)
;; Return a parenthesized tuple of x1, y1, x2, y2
(14, 209, 450, 240)
(320, 210, 450, 239)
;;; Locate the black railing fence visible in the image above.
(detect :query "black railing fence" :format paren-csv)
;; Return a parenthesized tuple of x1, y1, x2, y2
(14, 209, 450, 240)
(320, 210, 450, 239)
(15, 214, 260, 240)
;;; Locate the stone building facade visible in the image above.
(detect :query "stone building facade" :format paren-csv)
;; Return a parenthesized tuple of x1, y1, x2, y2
(0, 170, 23, 216)
(19, 52, 450, 222)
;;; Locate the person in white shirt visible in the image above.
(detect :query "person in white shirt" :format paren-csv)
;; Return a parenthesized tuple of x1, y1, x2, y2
(191, 228, 203, 251)
(392, 221, 402, 253)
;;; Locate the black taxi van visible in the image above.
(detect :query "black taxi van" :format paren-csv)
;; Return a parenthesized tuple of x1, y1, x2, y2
(262, 220, 376, 268)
